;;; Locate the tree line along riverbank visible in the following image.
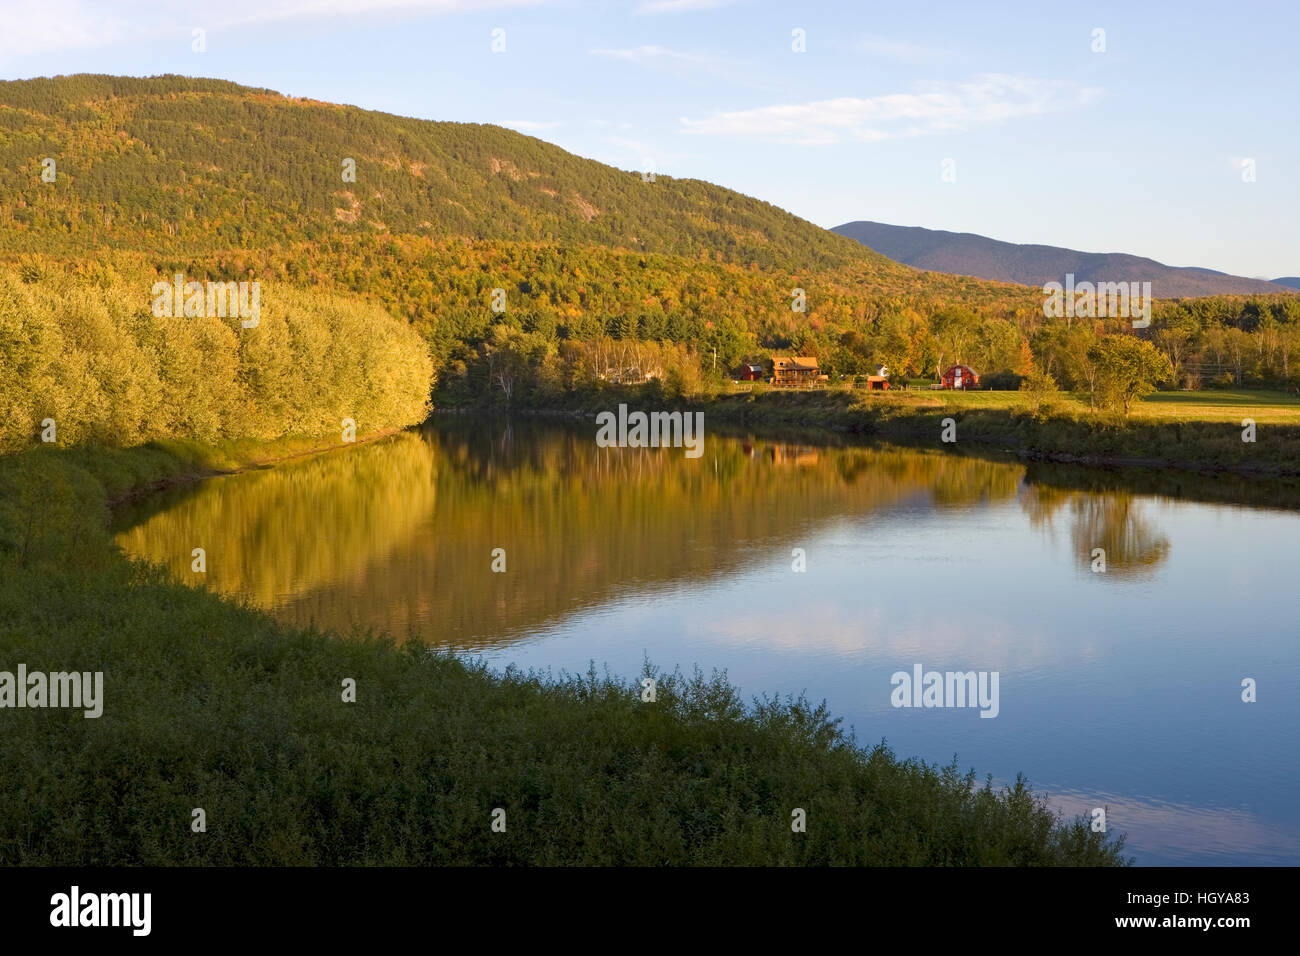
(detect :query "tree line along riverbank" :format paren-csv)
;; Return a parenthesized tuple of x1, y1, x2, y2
(476, 385, 1300, 480)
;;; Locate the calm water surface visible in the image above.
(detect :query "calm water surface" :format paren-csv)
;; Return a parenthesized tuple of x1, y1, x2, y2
(113, 420, 1300, 865)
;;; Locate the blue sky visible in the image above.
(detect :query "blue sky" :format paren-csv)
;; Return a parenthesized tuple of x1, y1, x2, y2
(4, 0, 1297, 277)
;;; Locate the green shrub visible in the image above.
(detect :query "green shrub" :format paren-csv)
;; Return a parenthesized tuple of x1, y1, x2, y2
(984, 371, 1024, 390)
(0, 269, 434, 452)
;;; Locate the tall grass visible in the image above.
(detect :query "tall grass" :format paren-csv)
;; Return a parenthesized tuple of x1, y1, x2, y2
(0, 441, 1128, 865)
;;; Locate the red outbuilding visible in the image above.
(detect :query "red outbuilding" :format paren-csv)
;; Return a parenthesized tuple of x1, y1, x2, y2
(941, 365, 980, 390)
(737, 364, 764, 381)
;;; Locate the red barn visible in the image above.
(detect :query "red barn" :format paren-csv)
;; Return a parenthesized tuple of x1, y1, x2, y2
(737, 364, 764, 381)
(941, 365, 980, 390)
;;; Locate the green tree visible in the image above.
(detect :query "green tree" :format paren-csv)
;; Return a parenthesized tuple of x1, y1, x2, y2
(1089, 336, 1174, 415)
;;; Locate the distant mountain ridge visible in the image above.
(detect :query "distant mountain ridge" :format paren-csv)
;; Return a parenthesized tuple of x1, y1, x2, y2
(832, 220, 1295, 298)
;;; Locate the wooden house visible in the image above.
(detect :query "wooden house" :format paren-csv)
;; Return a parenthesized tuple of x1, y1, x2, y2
(941, 364, 980, 390)
(864, 364, 890, 390)
(771, 356, 824, 388)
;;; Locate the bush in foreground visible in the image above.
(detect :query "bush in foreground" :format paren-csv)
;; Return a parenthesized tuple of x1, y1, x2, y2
(0, 443, 1128, 865)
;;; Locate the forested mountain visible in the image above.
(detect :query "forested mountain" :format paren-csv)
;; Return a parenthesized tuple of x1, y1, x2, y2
(0, 74, 883, 272)
(833, 221, 1294, 297)
(0, 74, 1045, 384)
(3, 74, 1299, 411)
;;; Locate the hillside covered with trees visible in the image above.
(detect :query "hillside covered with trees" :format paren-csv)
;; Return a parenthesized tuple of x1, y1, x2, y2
(0, 74, 885, 270)
(2, 74, 1298, 426)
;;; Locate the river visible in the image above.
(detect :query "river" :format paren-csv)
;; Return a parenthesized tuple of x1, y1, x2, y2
(111, 418, 1300, 865)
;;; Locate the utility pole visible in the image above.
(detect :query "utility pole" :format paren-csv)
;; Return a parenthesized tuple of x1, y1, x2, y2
(712, 347, 717, 371)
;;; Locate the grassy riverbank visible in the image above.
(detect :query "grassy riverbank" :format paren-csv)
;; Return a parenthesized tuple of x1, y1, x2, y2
(493, 385, 1300, 478)
(0, 437, 1126, 865)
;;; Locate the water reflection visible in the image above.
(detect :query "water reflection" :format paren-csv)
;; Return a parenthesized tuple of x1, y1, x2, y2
(112, 419, 1300, 866)
(1021, 485, 1171, 576)
(115, 422, 1044, 648)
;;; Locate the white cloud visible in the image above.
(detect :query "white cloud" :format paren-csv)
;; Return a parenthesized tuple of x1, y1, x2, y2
(701, 603, 1056, 668)
(4, 0, 550, 55)
(637, 0, 739, 13)
(605, 135, 655, 154)
(589, 43, 766, 89)
(681, 74, 1104, 145)
(1044, 788, 1300, 864)
(589, 135, 696, 176)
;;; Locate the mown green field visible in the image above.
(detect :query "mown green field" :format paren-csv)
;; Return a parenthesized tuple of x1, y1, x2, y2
(1131, 389, 1300, 423)
(831, 386, 1300, 424)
